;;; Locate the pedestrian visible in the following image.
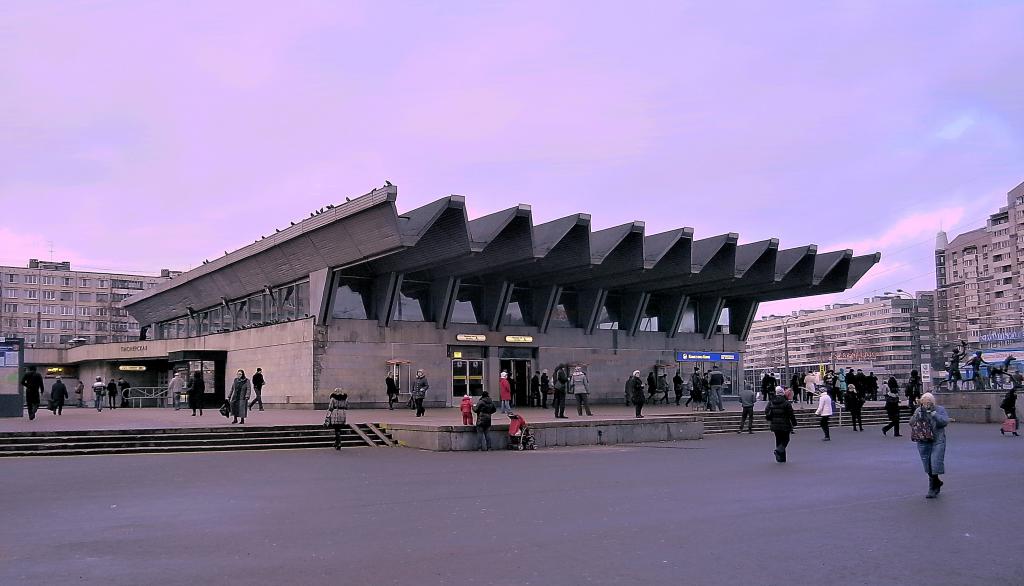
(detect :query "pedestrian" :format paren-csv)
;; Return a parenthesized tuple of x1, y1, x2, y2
(765, 386, 797, 463)
(628, 370, 645, 418)
(49, 376, 68, 415)
(906, 370, 922, 411)
(460, 393, 474, 425)
(167, 372, 185, 410)
(702, 372, 713, 410)
(882, 382, 902, 437)
(803, 371, 818, 406)
(529, 372, 540, 408)
(737, 384, 755, 433)
(999, 387, 1018, 436)
(74, 379, 84, 407)
(498, 371, 512, 414)
(473, 391, 497, 451)
(570, 366, 592, 416)
(385, 373, 399, 410)
(106, 378, 118, 409)
(540, 369, 550, 409)
(249, 367, 265, 411)
(412, 369, 429, 417)
(552, 365, 568, 419)
(909, 393, 950, 498)
(687, 367, 701, 409)
(868, 372, 880, 401)
(790, 373, 802, 403)
(228, 369, 251, 424)
(117, 377, 131, 408)
(845, 383, 864, 431)
(327, 389, 348, 450)
(91, 376, 105, 412)
(646, 371, 657, 404)
(187, 371, 205, 416)
(838, 368, 847, 396)
(708, 365, 725, 411)
(815, 385, 833, 441)
(760, 372, 773, 402)
(673, 371, 684, 406)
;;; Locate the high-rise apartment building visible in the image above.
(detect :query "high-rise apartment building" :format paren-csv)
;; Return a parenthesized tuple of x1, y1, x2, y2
(934, 180, 1024, 353)
(744, 293, 936, 388)
(0, 259, 178, 348)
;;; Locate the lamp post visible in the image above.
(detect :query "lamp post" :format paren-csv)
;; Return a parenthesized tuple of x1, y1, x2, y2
(782, 316, 793, 389)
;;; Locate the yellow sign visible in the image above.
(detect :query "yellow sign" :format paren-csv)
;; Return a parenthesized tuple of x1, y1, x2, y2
(505, 335, 534, 343)
(452, 351, 463, 359)
(46, 367, 64, 374)
(456, 334, 487, 342)
(119, 365, 146, 372)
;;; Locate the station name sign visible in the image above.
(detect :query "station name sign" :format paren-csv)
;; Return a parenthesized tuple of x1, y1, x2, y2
(675, 351, 739, 362)
(505, 335, 534, 343)
(455, 334, 486, 342)
(119, 365, 147, 372)
(119, 345, 149, 353)
(980, 330, 1023, 344)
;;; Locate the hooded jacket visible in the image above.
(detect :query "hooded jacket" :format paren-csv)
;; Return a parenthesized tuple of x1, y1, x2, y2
(327, 392, 348, 426)
(765, 393, 797, 432)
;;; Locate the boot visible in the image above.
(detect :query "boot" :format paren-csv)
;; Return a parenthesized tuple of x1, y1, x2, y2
(934, 475, 943, 494)
(925, 476, 938, 499)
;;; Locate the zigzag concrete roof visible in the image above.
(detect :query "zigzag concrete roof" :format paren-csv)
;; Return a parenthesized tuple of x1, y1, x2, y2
(124, 185, 880, 325)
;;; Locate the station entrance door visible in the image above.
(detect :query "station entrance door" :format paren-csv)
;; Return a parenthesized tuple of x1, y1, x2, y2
(452, 359, 485, 398)
(499, 359, 532, 407)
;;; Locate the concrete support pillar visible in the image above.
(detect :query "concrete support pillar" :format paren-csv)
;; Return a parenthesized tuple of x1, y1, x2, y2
(483, 280, 513, 331)
(431, 276, 459, 330)
(577, 289, 607, 335)
(309, 268, 334, 326)
(535, 285, 561, 333)
(621, 292, 650, 336)
(728, 298, 760, 341)
(695, 296, 725, 340)
(374, 272, 401, 327)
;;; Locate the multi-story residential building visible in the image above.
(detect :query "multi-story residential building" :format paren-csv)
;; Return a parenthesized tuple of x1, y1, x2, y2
(744, 293, 936, 389)
(0, 259, 178, 348)
(934, 180, 1024, 355)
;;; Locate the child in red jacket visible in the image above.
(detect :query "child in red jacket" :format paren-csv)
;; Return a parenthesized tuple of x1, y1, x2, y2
(460, 394, 474, 425)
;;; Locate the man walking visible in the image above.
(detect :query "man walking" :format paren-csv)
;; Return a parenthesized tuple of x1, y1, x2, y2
(412, 369, 429, 417)
(106, 378, 118, 409)
(708, 365, 725, 411)
(20, 366, 44, 420)
(570, 366, 593, 416)
(249, 367, 266, 411)
(92, 376, 106, 412)
(167, 371, 185, 410)
(117, 377, 131, 408)
(74, 379, 85, 407)
(628, 370, 645, 418)
(540, 369, 550, 409)
(552, 365, 568, 419)
(50, 376, 68, 415)
(738, 384, 755, 433)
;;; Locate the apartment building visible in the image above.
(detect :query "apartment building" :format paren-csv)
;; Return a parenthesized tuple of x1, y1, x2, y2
(934, 180, 1024, 353)
(744, 293, 935, 387)
(0, 259, 177, 348)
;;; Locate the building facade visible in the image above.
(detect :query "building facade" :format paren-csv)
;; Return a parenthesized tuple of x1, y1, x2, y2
(744, 293, 936, 388)
(30, 185, 877, 410)
(934, 180, 1024, 356)
(0, 259, 177, 348)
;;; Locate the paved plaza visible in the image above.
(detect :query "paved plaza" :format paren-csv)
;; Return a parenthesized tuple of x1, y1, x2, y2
(3, 422, 1022, 586)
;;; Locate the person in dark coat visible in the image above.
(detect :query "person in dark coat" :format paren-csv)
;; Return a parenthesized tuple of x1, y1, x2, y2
(187, 371, 205, 416)
(765, 386, 798, 462)
(21, 366, 44, 420)
(228, 370, 252, 424)
(629, 370, 646, 418)
(673, 372, 684, 406)
(906, 370, 923, 410)
(646, 371, 657, 403)
(50, 377, 69, 415)
(687, 368, 701, 409)
(529, 373, 541, 408)
(385, 374, 399, 410)
(106, 379, 119, 409)
(552, 365, 568, 418)
(539, 370, 550, 409)
(473, 391, 497, 451)
(1000, 388, 1018, 435)
(846, 382, 865, 431)
(411, 369, 429, 417)
(327, 389, 348, 450)
(249, 367, 266, 411)
(867, 372, 879, 401)
(882, 381, 902, 437)
(117, 377, 131, 408)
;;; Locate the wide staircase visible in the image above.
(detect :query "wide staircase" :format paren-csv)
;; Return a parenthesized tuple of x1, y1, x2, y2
(0, 422, 395, 457)
(701, 405, 912, 435)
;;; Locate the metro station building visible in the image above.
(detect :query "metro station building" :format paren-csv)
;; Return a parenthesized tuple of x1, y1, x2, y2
(58, 185, 878, 408)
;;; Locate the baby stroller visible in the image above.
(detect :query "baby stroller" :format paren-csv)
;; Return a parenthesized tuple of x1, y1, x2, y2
(507, 413, 536, 451)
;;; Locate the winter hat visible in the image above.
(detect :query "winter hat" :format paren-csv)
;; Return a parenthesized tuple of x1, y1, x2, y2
(632, 370, 641, 377)
(500, 371, 508, 379)
(775, 386, 785, 396)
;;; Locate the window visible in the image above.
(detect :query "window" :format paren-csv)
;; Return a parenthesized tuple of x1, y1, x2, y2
(1, 288, 16, 298)
(550, 289, 579, 328)
(111, 279, 142, 290)
(395, 280, 431, 322)
(24, 319, 34, 328)
(26, 290, 38, 299)
(41, 276, 55, 285)
(6, 274, 18, 283)
(95, 293, 109, 303)
(41, 305, 57, 315)
(42, 290, 56, 300)
(59, 291, 73, 301)
(78, 292, 92, 302)
(504, 287, 532, 327)
(2, 303, 16, 313)
(94, 335, 107, 343)
(41, 334, 56, 344)
(79, 307, 90, 316)
(41, 319, 53, 329)
(62, 277, 73, 287)
(23, 304, 37, 313)
(112, 293, 129, 302)
(26, 335, 36, 343)
(95, 322, 108, 331)
(95, 308, 107, 316)
(24, 275, 38, 284)
(331, 276, 373, 320)
(60, 320, 73, 330)
(78, 321, 91, 331)
(79, 278, 91, 287)
(98, 279, 108, 288)
(60, 306, 73, 315)
(450, 282, 483, 324)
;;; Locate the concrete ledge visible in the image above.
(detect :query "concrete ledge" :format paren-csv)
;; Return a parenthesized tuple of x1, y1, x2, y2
(383, 416, 703, 451)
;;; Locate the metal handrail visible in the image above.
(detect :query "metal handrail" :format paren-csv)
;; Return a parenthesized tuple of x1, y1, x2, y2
(125, 387, 170, 408)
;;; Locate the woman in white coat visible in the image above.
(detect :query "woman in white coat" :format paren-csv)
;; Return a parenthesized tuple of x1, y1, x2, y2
(815, 386, 833, 441)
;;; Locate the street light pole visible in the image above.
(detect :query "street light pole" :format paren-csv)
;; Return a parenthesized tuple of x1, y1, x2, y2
(782, 316, 791, 389)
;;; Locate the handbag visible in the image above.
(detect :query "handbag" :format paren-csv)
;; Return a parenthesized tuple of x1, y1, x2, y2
(909, 411, 935, 443)
(219, 402, 230, 418)
(323, 412, 332, 428)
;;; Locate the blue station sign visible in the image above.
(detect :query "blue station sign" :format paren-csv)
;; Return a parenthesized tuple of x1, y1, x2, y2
(675, 351, 740, 362)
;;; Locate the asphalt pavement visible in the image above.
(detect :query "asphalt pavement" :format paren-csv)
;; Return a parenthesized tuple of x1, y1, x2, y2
(2, 423, 1021, 586)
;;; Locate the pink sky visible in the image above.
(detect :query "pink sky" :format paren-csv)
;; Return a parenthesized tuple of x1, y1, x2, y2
(2, 1, 1023, 316)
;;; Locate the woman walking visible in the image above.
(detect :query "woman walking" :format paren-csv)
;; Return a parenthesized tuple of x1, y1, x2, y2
(845, 383, 864, 431)
(815, 385, 833, 441)
(412, 369, 429, 417)
(187, 371, 205, 416)
(327, 389, 348, 450)
(228, 369, 251, 424)
(385, 374, 399, 410)
(882, 381, 902, 437)
(906, 369, 923, 411)
(673, 371, 684, 406)
(765, 386, 797, 462)
(909, 393, 950, 498)
(473, 391, 497, 451)
(628, 370, 646, 418)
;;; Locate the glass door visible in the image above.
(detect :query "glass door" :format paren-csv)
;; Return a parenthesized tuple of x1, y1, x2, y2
(453, 359, 485, 398)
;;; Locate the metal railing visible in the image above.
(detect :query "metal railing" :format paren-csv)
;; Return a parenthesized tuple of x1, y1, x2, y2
(124, 387, 171, 408)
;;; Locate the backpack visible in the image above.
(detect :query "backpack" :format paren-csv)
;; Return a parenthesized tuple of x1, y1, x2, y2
(555, 368, 568, 389)
(909, 411, 935, 443)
